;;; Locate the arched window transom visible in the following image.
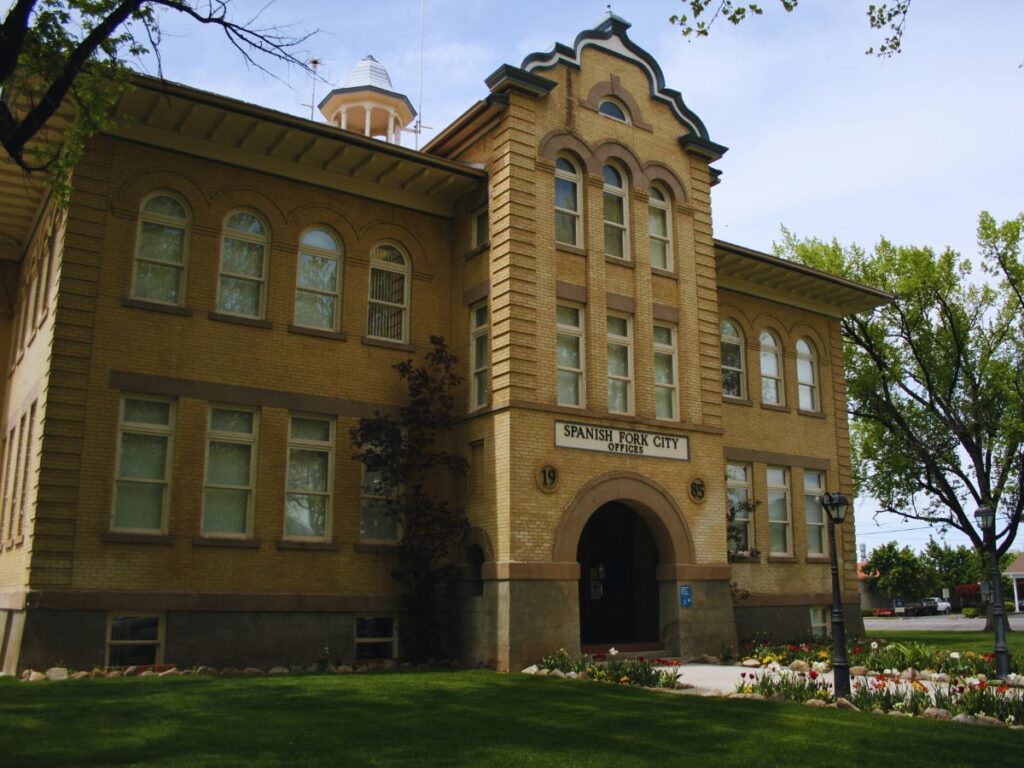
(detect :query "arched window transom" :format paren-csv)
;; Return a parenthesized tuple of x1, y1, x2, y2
(598, 98, 630, 123)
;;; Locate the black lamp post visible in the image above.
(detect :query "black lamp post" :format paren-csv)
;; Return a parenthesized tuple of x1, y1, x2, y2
(821, 491, 851, 699)
(974, 505, 1011, 678)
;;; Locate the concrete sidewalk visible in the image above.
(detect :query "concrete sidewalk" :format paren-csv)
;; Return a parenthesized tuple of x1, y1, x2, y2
(666, 663, 836, 694)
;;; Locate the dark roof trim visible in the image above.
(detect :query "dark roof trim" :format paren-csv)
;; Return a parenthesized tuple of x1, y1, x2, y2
(127, 74, 484, 181)
(317, 85, 416, 117)
(421, 93, 509, 157)
(485, 65, 558, 97)
(521, 15, 712, 141)
(714, 239, 895, 303)
(709, 167, 723, 187)
(679, 134, 728, 162)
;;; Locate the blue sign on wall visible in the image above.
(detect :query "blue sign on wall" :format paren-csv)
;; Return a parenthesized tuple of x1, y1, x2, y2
(679, 585, 692, 608)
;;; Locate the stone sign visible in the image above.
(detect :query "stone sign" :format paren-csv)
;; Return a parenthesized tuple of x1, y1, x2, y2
(554, 421, 689, 460)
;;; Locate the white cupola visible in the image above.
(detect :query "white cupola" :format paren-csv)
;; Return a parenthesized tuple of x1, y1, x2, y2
(318, 55, 416, 145)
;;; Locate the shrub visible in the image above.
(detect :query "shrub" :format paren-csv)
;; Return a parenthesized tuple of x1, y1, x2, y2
(962, 607, 978, 618)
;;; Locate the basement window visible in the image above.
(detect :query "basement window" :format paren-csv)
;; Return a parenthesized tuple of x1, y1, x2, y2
(107, 613, 164, 667)
(809, 607, 829, 639)
(355, 616, 397, 661)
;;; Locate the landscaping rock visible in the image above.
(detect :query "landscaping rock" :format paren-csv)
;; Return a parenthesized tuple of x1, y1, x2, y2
(27, 671, 46, 682)
(849, 666, 868, 677)
(197, 666, 217, 676)
(888, 711, 906, 717)
(45, 667, 69, 682)
(834, 698, 859, 712)
(335, 665, 353, 674)
(788, 660, 810, 673)
(158, 668, 179, 677)
(123, 666, 140, 677)
(675, 679, 693, 690)
(768, 692, 785, 703)
(922, 708, 952, 721)
(741, 658, 761, 668)
(242, 667, 264, 676)
(268, 667, 289, 676)
(804, 699, 828, 708)
(139, 670, 157, 677)
(932, 673, 950, 684)
(304, 665, 318, 674)
(872, 708, 885, 715)
(382, 660, 399, 671)
(550, 669, 566, 679)
(974, 715, 1006, 728)
(106, 670, 123, 678)
(289, 666, 304, 674)
(899, 667, 918, 681)
(566, 671, 578, 679)
(220, 667, 240, 677)
(90, 669, 107, 678)
(19, 669, 30, 681)
(699, 654, 721, 665)
(535, 668, 550, 676)
(700, 688, 724, 697)
(952, 714, 976, 725)
(71, 671, 90, 680)
(577, 671, 590, 682)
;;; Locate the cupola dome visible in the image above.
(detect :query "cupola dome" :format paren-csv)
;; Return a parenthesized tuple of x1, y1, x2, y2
(318, 55, 416, 145)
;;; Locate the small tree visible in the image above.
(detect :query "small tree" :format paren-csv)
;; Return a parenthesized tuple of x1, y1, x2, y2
(863, 541, 934, 602)
(350, 336, 469, 662)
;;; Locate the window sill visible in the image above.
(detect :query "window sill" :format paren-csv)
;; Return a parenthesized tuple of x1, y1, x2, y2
(555, 243, 586, 257)
(101, 532, 175, 545)
(276, 540, 341, 551)
(760, 403, 790, 413)
(193, 536, 261, 549)
(806, 555, 831, 564)
(768, 555, 798, 563)
(122, 298, 194, 317)
(798, 409, 826, 419)
(650, 267, 677, 280)
(354, 541, 402, 554)
(287, 324, 348, 341)
(723, 396, 752, 407)
(728, 554, 761, 564)
(361, 336, 415, 353)
(604, 256, 635, 269)
(208, 311, 273, 330)
(464, 242, 490, 260)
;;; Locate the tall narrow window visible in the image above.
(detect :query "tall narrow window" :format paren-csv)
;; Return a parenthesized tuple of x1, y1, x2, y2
(720, 320, 745, 399)
(473, 208, 489, 248)
(767, 466, 791, 555)
(469, 302, 488, 410)
(759, 330, 783, 405)
(809, 607, 830, 639)
(133, 194, 189, 306)
(360, 465, 399, 541)
(113, 397, 174, 533)
(554, 157, 581, 247)
(8, 420, 24, 543)
(366, 243, 410, 342)
(218, 211, 268, 318)
(556, 304, 585, 407)
(603, 164, 628, 260)
(607, 314, 632, 414)
(17, 402, 36, 538)
(797, 338, 819, 412)
(727, 462, 752, 553)
(648, 185, 672, 270)
(653, 324, 677, 420)
(804, 470, 826, 556)
(284, 415, 334, 540)
(295, 228, 343, 331)
(202, 407, 258, 537)
(0, 434, 10, 541)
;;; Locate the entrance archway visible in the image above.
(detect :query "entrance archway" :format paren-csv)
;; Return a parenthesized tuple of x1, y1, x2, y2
(577, 502, 659, 645)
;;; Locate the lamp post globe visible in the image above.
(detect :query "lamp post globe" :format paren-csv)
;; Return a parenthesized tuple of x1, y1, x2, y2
(820, 491, 851, 699)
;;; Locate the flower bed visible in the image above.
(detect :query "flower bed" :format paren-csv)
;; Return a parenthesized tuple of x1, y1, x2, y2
(535, 648, 680, 689)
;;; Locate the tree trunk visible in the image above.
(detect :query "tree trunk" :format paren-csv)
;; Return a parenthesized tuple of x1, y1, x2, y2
(983, 604, 1013, 633)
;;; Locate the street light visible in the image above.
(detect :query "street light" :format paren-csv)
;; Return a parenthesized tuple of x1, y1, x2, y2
(820, 491, 851, 699)
(974, 505, 1011, 677)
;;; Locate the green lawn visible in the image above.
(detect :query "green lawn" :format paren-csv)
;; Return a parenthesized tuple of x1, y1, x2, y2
(865, 628, 1024, 657)
(1, 670, 1021, 767)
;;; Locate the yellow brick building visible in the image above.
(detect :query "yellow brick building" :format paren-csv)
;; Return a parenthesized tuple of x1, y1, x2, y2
(0, 16, 888, 673)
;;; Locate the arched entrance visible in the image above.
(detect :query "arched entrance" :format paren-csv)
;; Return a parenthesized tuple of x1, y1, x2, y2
(577, 502, 659, 646)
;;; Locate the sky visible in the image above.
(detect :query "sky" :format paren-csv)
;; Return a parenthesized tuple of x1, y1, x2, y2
(137, 1, 1024, 556)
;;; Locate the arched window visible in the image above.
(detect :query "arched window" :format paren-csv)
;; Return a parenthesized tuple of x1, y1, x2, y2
(720, 320, 745, 399)
(648, 184, 672, 271)
(133, 193, 190, 306)
(295, 228, 343, 331)
(217, 210, 268, 318)
(603, 164, 628, 260)
(554, 157, 581, 247)
(759, 330, 783, 405)
(796, 338, 819, 412)
(366, 243, 410, 342)
(598, 98, 629, 123)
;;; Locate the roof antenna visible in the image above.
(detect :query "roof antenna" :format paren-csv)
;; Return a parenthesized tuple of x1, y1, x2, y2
(606, 4, 613, 17)
(414, 0, 426, 148)
(302, 57, 323, 121)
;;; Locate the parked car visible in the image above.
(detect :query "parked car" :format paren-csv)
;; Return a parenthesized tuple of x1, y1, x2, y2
(922, 597, 952, 615)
